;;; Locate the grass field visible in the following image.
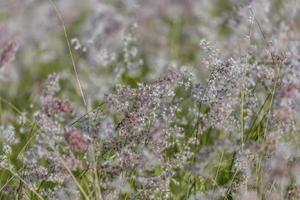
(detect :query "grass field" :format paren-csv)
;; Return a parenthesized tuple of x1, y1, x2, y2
(1, 0, 300, 199)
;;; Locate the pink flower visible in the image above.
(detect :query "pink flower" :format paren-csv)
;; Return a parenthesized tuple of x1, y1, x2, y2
(281, 83, 299, 99)
(43, 97, 72, 117)
(274, 107, 293, 120)
(0, 40, 18, 68)
(65, 129, 88, 153)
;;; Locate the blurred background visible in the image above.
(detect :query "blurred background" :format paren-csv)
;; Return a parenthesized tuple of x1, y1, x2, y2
(0, 0, 299, 118)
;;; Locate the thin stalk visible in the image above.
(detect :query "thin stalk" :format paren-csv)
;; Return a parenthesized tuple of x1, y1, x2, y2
(264, 66, 280, 136)
(48, 0, 87, 110)
(170, 17, 182, 60)
(214, 150, 224, 183)
(92, 145, 102, 200)
(3, 167, 45, 200)
(241, 63, 245, 150)
(57, 154, 90, 200)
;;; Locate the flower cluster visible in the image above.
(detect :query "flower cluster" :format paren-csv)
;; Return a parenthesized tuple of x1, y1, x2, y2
(1, 0, 300, 199)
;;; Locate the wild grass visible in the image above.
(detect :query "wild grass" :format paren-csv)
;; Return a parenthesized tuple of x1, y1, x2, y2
(1, 0, 300, 200)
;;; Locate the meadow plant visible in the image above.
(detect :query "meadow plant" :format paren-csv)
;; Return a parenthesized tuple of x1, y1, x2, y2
(1, 0, 300, 199)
